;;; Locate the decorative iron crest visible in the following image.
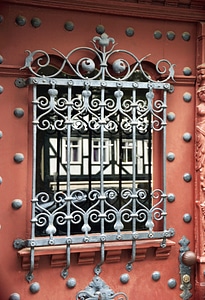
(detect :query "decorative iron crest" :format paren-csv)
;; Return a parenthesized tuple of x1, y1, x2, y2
(76, 276, 128, 300)
(21, 33, 175, 82)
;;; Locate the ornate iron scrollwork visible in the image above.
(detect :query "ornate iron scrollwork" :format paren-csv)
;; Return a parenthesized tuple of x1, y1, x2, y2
(76, 276, 128, 300)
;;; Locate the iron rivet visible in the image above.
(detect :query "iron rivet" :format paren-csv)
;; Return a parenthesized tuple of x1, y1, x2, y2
(96, 25, 105, 34)
(183, 67, 192, 76)
(31, 17, 41, 28)
(167, 112, 175, 122)
(168, 278, 177, 289)
(0, 15, 4, 23)
(0, 55, 3, 64)
(167, 193, 175, 203)
(125, 27, 134, 37)
(12, 199, 23, 210)
(203, 270, 205, 276)
(167, 31, 175, 40)
(183, 213, 192, 223)
(120, 273, 130, 284)
(14, 153, 24, 163)
(64, 21, 74, 31)
(66, 278, 76, 288)
(9, 293, 21, 300)
(0, 85, 4, 93)
(0, 176, 2, 184)
(167, 152, 175, 162)
(29, 282, 40, 294)
(152, 271, 161, 281)
(0, 131, 3, 138)
(183, 92, 192, 102)
(15, 15, 26, 26)
(182, 32, 190, 41)
(183, 132, 192, 142)
(14, 108, 24, 118)
(154, 30, 162, 39)
(183, 173, 192, 182)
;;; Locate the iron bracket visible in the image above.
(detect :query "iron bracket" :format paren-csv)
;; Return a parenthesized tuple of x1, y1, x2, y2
(178, 236, 193, 300)
(76, 275, 128, 300)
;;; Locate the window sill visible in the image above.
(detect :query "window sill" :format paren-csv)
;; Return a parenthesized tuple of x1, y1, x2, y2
(18, 239, 175, 270)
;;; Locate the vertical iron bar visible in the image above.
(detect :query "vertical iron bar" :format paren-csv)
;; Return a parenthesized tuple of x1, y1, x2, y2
(61, 85, 72, 279)
(163, 90, 167, 231)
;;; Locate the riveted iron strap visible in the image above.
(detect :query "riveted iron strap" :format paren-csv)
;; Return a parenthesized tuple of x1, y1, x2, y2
(18, 33, 175, 281)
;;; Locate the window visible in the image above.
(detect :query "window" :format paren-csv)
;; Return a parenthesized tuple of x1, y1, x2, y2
(22, 33, 175, 280)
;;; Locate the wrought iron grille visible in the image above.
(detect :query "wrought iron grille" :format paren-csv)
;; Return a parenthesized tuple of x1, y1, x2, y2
(21, 33, 175, 281)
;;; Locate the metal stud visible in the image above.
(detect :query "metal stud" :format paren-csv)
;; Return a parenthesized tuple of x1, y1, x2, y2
(182, 32, 190, 41)
(0, 131, 2, 138)
(168, 278, 177, 289)
(66, 278, 77, 288)
(125, 27, 134, 37)
(9, 293, 21, 300)
(0, 55, 3, 64)
(29, 282, 40, 294)
(152, 271, 161, 281)
(64, 21, 74, 31)
(14, 153, 24, 163)
(167, 31, 175, 40)
(0, 85, 4, 94)
(96, 25, 105, 34)
(0, 176, 2, 184)
(167, 112, 175, 122)
(31, 17, 41, 28)
(183, 132, 192, 142)
(183, 92, 192, 102)
(120, 273, 130, 284)
(154, 30, 162, 39)
(167, 152, 175, 162)
(167, 193, 175, 203)
(14, 108, 24, 118)
(0, 15, 4, 23)
(12, 199, 23, 210)
(183, 173, 192, 182)
(183, 213, 192, 223)
(15, 15, 26, 26)
(183, 67, 192, 76)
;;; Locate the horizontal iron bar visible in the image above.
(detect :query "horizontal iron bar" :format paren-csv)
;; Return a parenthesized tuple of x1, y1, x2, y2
(27, 77, 170, 90)
(26, 229, 174, 247)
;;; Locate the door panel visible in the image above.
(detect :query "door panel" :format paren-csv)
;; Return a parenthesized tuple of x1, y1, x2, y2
(0, 2, 197, 299)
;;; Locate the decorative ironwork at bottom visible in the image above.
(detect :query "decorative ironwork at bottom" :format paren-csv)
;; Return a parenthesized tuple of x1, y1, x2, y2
(76, 276, 128, 300)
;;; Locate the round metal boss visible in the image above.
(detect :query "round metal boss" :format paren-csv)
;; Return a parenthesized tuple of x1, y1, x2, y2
(15, 15, 26, 26)
(183, 213, 192, 223)
(183, 173, 192, 182)
(96, 25, 105, 34)
(120, 273, 130, 284)
(14, 108, 24, 118)
(0, 85, 4, 94)
(0, 55, 3, 64)
(0, 15, 4, 23)
(183, 67, 192, 76)
(154, 30, 162, 39)
(182, 32, 190, 41)
(14, 153, 24, 163)
(64, 21, 74, 31)
(168, 278, 177, 289)
(167, 193, 175, 203)
(166, 31, 175, 40)
(66, 278, 76, 288)
(31, 17, 41, 28)
(183, 132, 192, 142)
(183, 92, 192, 102)
(167, 112, 175, 122)
(0, 131, 3, 138)
(9, 293, 21, 300)
(167, 152, 175, 162)
(0, 176, 2, 184)
(30, 282, 40, 294)
(152, 271, 161, 281)
(125, 27, 134, 37)
(12, 199, 23, 210)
